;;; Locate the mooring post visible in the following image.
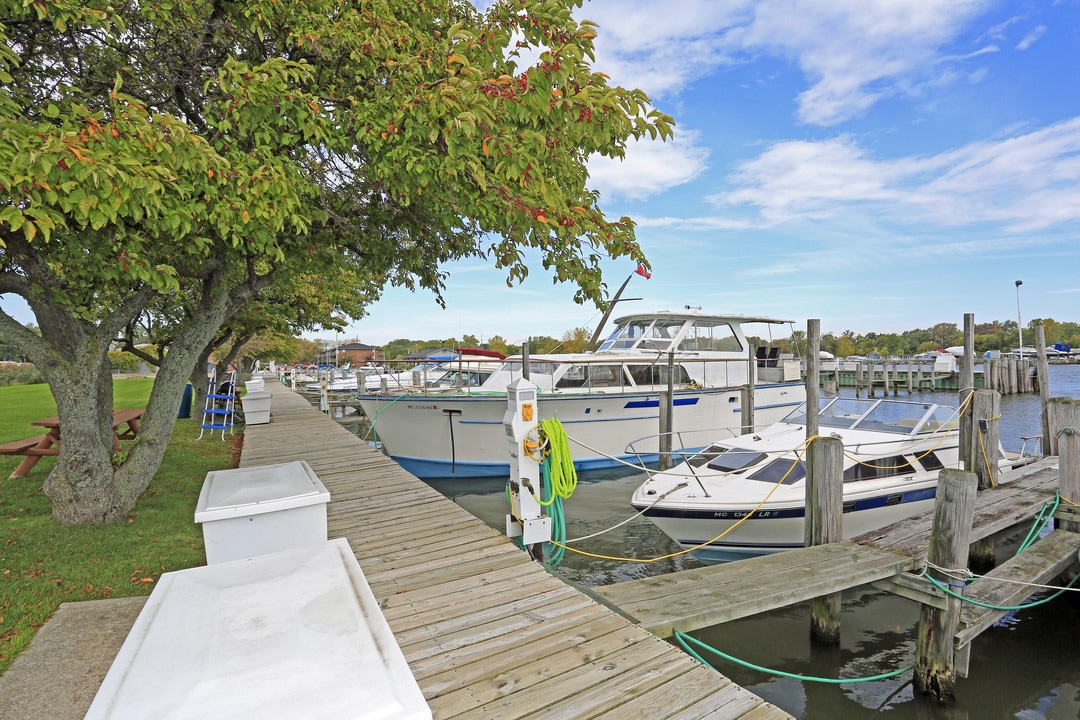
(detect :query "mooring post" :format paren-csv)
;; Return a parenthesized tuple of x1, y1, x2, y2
(969, 390, 1001, 491)
(915, 468, 978, 701)
(958, 314, 975, 469)
(658, 352, 674, 471)
(1035, 324, 1051, 454)
(805, 434, 843, 643)
(806, 320, 820, 439)
(967, 389, 1001, 572)
(1050, 398, 1080, 534)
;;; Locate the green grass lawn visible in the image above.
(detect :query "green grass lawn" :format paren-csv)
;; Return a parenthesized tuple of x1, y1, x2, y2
(0, 378, 239, 675)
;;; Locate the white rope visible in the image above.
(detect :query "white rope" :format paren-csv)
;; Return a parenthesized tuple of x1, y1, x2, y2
(563, 482, 688, 544)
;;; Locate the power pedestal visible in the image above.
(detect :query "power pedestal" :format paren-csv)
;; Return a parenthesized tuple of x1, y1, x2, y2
(503, 378, 552, 547)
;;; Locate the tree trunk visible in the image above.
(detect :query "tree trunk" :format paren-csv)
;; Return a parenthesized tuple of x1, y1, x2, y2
(41, 359, 125, 523)
(35, 280, 252, 524)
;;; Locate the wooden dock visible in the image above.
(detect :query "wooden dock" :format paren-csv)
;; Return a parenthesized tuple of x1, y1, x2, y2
(244, 380, 793, 720)
(593, 456, 1079, 677)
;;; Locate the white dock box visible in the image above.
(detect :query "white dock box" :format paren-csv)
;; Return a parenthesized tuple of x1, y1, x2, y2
(195, 461, 330, 564)
(240, 389, 272, 425)
(85, 539, 432, 720)
(245, 377, 265, 392)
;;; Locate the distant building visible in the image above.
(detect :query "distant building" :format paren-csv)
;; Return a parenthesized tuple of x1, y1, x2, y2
(318, 342, 382, 366)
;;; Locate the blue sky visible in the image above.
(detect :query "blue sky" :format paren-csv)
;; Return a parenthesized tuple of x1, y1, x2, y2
(4, 0, 1079, 348)
(352, 0, 1080, 346)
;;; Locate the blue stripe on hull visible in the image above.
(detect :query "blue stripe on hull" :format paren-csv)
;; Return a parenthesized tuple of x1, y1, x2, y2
(638, 486, 938, 522)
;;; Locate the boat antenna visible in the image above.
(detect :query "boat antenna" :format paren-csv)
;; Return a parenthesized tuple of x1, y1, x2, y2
(588, 273, 643, 349)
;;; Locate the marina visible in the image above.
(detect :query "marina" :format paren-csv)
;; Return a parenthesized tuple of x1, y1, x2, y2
(11, 365, 1079, 719)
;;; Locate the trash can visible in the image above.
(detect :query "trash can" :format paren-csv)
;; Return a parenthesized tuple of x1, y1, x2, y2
(177, 383, 193, 419)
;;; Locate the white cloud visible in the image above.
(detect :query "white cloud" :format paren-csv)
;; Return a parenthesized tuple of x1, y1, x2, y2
(576, 0, 755, 99)
(1016, 25, 1046, 50)
(709, 117, 1080, 231)
(588, 129, 710, 200)
(578, 0, 996, 126)
(734, 0, 994, 125)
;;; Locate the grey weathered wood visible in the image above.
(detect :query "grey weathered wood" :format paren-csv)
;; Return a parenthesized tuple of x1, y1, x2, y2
(1036, 324, 1052, 453)
(658, 353, 673, 471)
(915, 468, 978, 701)
(955, 529, 1080, 652)
(1052, 397, 1080, 535)
(593, 542, 917, 637)
(971, 390, 1001, 491)
(806, 319, 820, 439)
(805, 435, 842, 642)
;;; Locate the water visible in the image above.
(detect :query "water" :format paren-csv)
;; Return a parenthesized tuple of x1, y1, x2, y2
(333, 364, 1080, 719)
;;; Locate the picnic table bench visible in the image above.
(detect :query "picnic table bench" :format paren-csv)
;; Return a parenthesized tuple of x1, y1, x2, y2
(2, 409, 144, 478)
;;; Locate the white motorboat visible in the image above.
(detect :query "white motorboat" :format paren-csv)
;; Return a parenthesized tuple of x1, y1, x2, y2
(631, 396, 1037, 560)
(354, 310, 807, 479)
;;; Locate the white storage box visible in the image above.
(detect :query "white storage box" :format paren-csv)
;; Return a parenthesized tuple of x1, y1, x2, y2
(245, 378, 265, 392)
(240, 390, 272, 425)
(85, 539, 431, 720)
(195, 461, 330, 564)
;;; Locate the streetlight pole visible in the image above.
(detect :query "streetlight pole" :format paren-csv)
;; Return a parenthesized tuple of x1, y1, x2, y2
(1015, 280, 1023, 359)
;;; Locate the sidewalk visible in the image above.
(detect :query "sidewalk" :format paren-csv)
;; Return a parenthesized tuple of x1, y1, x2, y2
(0, 597, 146, 720)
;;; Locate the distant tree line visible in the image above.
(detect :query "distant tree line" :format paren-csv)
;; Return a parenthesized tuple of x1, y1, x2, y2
(746, 318, 1079, 359)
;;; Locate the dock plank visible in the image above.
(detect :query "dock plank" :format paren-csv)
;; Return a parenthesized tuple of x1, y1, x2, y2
(956, 528, 1080, 647)
(594, 541, 916, 636)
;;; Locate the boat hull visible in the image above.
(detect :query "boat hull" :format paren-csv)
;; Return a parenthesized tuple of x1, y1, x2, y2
(356, 383, 804, 479)
(636, 483, 937, 560)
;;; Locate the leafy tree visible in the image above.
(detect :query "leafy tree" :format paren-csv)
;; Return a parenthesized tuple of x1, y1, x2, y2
(0, 0, 671, 523)
(558, 326, 591, 353)
(487, 335, 511, 357)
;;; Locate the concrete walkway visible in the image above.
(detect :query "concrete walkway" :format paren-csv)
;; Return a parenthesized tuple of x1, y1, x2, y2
(0, 598, 146, 720)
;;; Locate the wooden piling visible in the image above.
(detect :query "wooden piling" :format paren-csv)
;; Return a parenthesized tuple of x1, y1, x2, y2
(970, 390, 1001, 491)
(658, 353, 674, 471)
(806, 320, 820, 440)
(805, 435, 843, 643)
(1036, 324, 1051, 453)
(915, 468, 978, 701)
(1051, 398, 1080, 535)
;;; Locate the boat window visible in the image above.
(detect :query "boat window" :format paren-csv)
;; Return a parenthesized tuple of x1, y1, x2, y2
(852, 401, 953, 434)
(917, 452, 944, 472)
(818, 398, 878, 429)
(598, 319, 651, 351)
(843, 455, 915, 482)
(918, 406, 960, 433)
(687, 444, 728, 468)
(749, 458, 806, 484)
(707, 449, 767, 472)
(626, 363, 692, 386)
(781, 402, 809, 425)
(637, 320, 683, 351)
(679, 321, 742, 352)
(555, 364, 625, 389)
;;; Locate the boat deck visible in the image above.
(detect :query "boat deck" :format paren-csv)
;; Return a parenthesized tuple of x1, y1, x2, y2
(240, 380, 792, 719)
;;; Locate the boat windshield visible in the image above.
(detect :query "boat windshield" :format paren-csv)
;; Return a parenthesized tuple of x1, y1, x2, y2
(783, 398, 958, 434)
(599, 318, 685, 352)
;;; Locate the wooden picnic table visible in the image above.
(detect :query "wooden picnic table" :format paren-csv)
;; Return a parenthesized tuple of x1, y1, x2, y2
(2, 409, 144, 479)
